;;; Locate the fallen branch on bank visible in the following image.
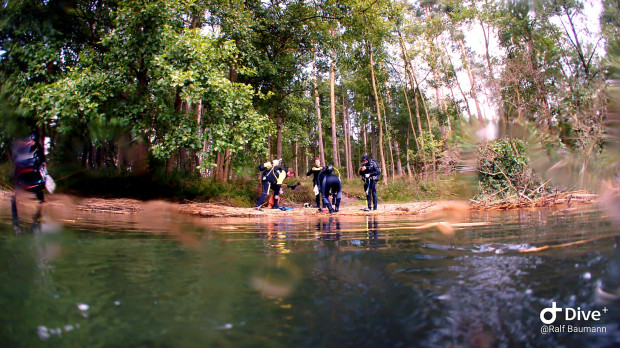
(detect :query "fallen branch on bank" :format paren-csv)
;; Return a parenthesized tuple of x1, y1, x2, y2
(470, 190, 597, 210)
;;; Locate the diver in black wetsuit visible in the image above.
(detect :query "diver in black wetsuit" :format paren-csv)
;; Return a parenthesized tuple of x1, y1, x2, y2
(255, 159, 293, 210)
(11, 132, 47, 234)
(12, 133, 47, 202)
(306, 156, 324, 211)
(320, 165, 342, 214)
(358, 154, 381, 211)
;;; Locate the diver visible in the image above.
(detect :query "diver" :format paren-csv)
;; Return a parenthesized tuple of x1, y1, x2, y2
(320, 165, 342, 214)
(11, 132, 49, 233)
(12, 132, 47, 202)
(358, 154, 381, 211)
(306, 156, 324, 212)
(255, 159, 294, 211)
(316, 216, 341, 241)
(268, 170, 301, 210)
(367, 215, 379, 241)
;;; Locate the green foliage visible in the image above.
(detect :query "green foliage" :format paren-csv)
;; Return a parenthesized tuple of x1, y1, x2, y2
(0, 0, 612, 197)
(341, 177, 461, 203)
(382, 180, 440, 202)
(410, 130, 443, 166)
(2, 0, 268, 176)
(476, 139, 546, 201)
(0, 162, 12, 190)
(53, 168, 259, 205)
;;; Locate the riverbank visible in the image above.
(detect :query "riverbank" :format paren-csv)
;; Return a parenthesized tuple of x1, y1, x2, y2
(1, 189, 598, 219)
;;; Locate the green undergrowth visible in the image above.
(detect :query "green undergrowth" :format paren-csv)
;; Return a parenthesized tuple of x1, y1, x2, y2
(37, 167, 317, 207)
(45, 167, 266, 205)
(0, 162, 12, 190)
(1, 162, 473, 207)
(341, 176, 470, 203)
(475, 139, 548, 202)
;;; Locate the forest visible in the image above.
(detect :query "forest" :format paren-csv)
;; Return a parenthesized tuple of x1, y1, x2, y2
(1, 0, 618, 202)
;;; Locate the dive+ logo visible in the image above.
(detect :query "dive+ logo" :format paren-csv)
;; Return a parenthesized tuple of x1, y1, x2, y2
(540, 302, 563, 324)
(540, 302, 608, 324)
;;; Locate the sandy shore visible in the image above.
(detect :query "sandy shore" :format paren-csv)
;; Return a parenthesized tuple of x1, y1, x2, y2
(1, 189, 598, 219)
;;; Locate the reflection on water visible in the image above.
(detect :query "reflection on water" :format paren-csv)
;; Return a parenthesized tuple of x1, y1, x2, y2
(1, 198, 620, 347)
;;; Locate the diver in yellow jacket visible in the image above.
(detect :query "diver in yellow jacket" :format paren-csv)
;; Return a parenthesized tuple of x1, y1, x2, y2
(255, 159, 295, 210)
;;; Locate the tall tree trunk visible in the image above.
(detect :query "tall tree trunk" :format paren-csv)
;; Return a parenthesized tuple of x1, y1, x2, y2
(480, 19, 503, 119)
(329, 29, 340, 167)
(213, 152, 221, 180)
(406, 129, 415, 179)
(362, 99, 368, 154)
(276, 114, 283, 159)
(196, 99, 207, 177)
(179, 148, 186, 172)
(294, 142, 298, 177)
(379, 91, 395, 179)
(430, 41, 445, 114)
(370, 122, 377, 160)
(82, 143, 88, 168)
(459, 38, 484, 123)
(223, 149, 231, 182)
(343, 93, 354, 179)
(446, 47, 474, 122)
(394, 139, 403, 177)
(363, 120, 368, 156)
(382, 76, 397, 179)
(447, 85, 457, 133)
(418, 87, 437, 177)
(313, 51, 326, 165)
(368, 42, 388, 185)
(397, 29, 427, 168)
(399, 75, 422, 162)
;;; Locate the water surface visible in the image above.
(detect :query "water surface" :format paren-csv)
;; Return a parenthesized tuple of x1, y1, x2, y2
(1, 199, 619, 347)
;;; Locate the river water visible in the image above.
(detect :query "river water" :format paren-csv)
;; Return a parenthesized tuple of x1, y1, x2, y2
(1, 199, 619, 347)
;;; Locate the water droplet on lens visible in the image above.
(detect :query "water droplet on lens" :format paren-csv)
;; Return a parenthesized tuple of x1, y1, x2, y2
(216, 323, 233, 330)
(37, 326, 50, 340)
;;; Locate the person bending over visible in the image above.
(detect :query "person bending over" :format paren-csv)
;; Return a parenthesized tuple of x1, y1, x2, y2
(255, 159, 294, 210)
(320, 165, 342, 214)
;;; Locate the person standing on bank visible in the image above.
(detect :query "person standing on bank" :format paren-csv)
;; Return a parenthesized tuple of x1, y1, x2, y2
(358, 154, 380, 211)
(306, 156, 324, 212)
(255, 159, 293, 211)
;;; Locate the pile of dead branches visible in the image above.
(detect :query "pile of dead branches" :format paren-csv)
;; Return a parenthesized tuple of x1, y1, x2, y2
(470, 190, 597, 210)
